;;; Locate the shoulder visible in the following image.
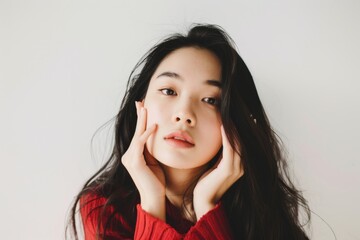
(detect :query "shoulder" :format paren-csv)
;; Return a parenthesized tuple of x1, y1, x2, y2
(80, 190, 135, 238)
(79, 191, 109, 234)
(80, 190, 106, 209)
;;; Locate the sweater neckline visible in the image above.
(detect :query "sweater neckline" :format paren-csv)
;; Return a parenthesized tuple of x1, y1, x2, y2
(165, 197, 194, 234)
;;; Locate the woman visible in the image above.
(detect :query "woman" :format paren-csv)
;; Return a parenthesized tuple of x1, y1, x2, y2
(67, 24, 310, 239)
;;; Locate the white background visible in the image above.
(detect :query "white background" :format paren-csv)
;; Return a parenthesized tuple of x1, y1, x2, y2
(1, 0, 359, 239)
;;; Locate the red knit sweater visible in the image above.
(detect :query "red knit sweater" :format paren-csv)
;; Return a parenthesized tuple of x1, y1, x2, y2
(80, 193, 234, 239)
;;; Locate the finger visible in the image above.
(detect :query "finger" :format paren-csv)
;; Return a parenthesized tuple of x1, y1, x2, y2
(136, 100, 145, 115)
(234, 139, 241, 156)
(233, 152, 243, 177)
(134, 107, 147, 137)
(220, 125, 234, 168)
(232, 137, 245, 178)
(135, 101, 141, 116)
(133, 124, 157, 161)
(139, 123, 157, 143)
(137, 101, 148, 135)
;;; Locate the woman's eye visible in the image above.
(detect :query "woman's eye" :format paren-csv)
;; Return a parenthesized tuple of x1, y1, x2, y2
(203, 97, 219, 106)
(160, 88, 176, 96)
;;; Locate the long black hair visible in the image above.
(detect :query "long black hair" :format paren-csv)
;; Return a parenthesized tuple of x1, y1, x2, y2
(66, 24, 310, 239)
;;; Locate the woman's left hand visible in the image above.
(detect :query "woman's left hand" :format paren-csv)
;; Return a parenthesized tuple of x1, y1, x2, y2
(193, 125, 244, 220)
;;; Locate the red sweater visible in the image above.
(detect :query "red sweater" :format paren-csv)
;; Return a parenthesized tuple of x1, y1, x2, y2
(80, 193, 234, 239)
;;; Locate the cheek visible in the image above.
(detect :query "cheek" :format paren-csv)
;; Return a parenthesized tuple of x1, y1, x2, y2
(145, 103, 164, 128)
(144, 100, 167, 156)
(205, 117, 222, 146)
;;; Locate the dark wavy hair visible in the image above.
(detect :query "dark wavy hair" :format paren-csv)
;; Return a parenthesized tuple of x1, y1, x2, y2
(66, 24, 310, 239)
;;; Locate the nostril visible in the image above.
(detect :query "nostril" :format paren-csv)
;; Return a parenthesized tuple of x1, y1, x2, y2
(175, 116, 193, 125)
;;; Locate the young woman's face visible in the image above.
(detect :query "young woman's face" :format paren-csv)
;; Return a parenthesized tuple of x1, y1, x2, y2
(144, 47, 222, 169)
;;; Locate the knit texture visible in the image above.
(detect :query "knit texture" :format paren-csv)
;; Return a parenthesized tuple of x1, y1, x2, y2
(80, 193, 234, 239)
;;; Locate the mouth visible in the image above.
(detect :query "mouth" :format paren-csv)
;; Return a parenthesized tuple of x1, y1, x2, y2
(164, 131, 195, 148)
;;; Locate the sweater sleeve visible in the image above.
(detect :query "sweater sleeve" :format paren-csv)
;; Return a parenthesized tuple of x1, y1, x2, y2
(80, 194, 183, 240)
(184, 202, 234, 240)
(80, 193, 134, 240)
(134, 204, 182, 240)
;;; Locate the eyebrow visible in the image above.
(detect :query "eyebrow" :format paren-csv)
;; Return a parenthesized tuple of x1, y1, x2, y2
(156, 71, 222, 88)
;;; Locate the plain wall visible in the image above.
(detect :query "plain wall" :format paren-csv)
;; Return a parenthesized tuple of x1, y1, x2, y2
(1, 0, 359, 239)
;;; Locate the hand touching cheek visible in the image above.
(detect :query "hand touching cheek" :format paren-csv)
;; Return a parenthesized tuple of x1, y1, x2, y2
(121, 101, 166, 221)
(193, 125, 244, 220)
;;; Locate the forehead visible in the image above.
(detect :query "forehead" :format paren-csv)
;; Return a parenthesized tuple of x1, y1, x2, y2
(152, 47, 222, 82)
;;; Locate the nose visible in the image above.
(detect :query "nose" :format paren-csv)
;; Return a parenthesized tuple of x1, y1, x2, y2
(172, 104, 196, 127)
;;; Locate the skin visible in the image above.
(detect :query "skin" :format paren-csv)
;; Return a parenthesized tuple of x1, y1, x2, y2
(144, 47, 223, 170)
(121, 47, 244, 222)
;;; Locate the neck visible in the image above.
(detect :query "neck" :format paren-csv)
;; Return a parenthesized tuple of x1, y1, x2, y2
(161, 164, 206, 208)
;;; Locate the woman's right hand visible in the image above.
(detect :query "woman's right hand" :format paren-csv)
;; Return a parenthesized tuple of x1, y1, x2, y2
(121, 101, 166, 220)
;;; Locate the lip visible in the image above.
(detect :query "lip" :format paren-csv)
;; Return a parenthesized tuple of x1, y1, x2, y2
(164, 131, 195, 148)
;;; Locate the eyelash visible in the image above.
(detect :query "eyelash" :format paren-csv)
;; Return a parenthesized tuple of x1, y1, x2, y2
(160, 88, 176, 96)
(203, 97, 219, 105)
(159, 88, 220, 106)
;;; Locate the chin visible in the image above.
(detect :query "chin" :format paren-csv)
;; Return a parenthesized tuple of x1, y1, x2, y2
(153, 152, 209, 170)
(158, 160, 198, 170)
